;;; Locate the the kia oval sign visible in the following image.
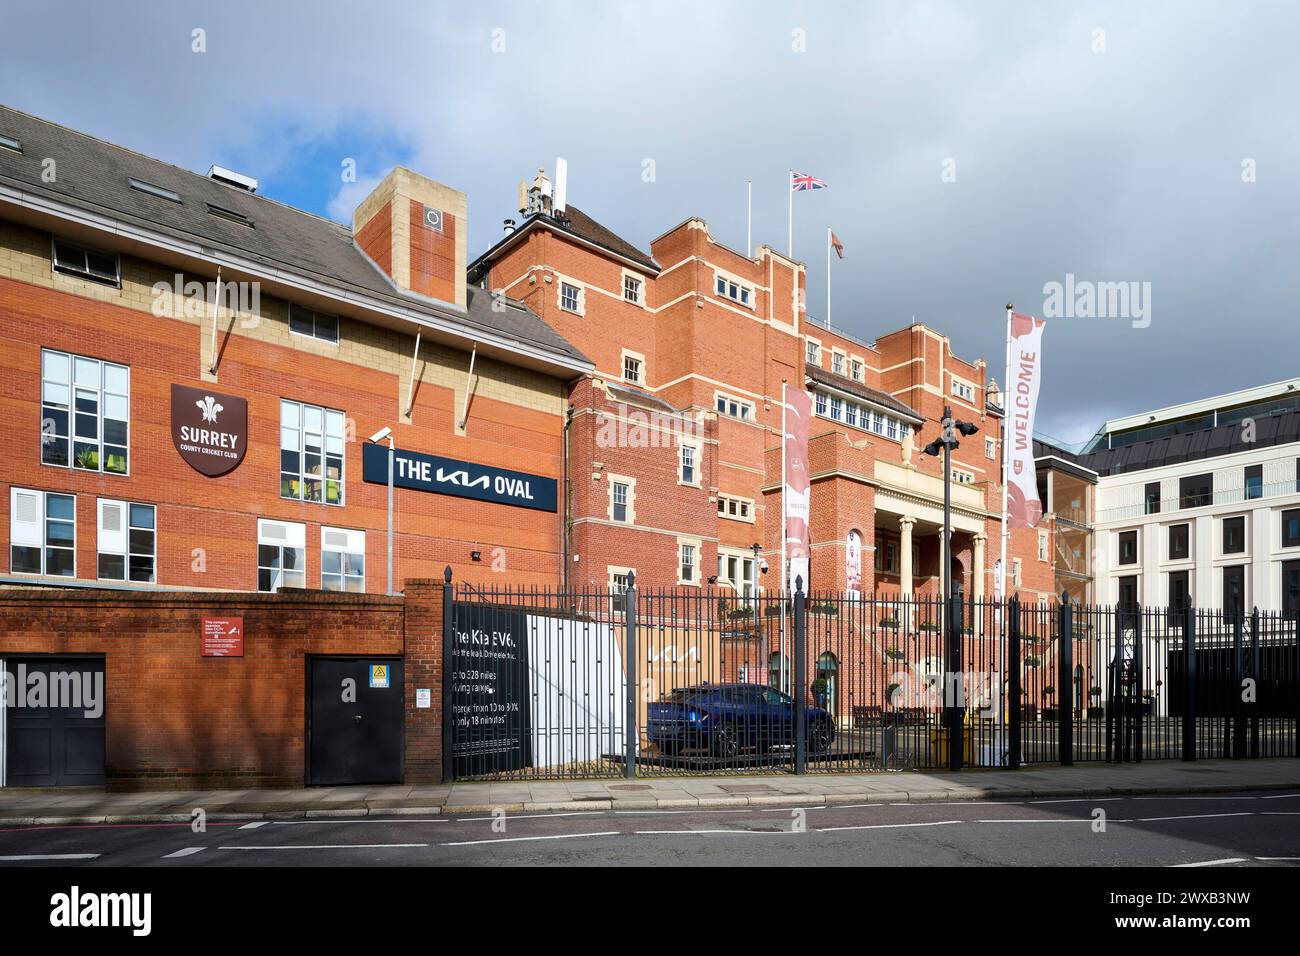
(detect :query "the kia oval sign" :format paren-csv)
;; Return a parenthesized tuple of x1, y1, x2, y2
(171, 384, 248, 477)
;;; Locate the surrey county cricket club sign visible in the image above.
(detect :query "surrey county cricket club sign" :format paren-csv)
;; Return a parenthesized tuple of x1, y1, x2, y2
(171, 384, 248, 477)
(362, 443, 557, 512)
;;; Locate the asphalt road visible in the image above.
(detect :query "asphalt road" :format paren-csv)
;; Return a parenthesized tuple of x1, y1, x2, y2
(0, 791, 1297, 867)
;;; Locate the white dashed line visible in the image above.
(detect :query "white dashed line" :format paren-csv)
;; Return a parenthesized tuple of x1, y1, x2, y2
(271, 818, 448, 825)
(161, 847, 206, 859)
(1172, 858, 1247, 868)
(441, 830, 619, 847)
(0, 853, 99, 861)
(1137, 812, 1254, 823)
(238, 821, 269, 830)
(634, 829, 798, 836)
(219, 843, 428, 850)
(816, 820, 963, 833)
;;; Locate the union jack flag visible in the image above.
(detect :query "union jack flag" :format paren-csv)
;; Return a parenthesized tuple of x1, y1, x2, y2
(790, 171, 827, 191)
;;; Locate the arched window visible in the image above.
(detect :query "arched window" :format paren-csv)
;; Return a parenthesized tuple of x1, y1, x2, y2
(814, 652, 839, 714)
(768, 652, 788, 692)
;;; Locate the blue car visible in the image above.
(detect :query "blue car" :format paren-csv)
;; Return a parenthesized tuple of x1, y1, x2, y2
(646, 683, 834, 759)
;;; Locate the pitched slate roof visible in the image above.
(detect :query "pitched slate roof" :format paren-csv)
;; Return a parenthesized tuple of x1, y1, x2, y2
(1078, 410, 1300, 477)
(0, 105, 588, 368)
(469, 204, 659, 280)
(804, 363, 924, 423)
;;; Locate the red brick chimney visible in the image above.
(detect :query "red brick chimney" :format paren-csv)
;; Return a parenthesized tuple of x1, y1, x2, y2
(353, 167, 468, 310)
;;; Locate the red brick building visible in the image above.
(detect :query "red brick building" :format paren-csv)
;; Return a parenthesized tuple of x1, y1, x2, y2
(0, 108, 592, 596)
(470, 168, 1056, 607)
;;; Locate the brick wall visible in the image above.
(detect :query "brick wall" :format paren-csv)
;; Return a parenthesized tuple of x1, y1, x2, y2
(0, 580, 449, 790)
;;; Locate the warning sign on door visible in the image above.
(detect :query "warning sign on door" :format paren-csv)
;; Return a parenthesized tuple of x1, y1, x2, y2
(369, 664, 391, 688)
(202, 617, 244, 657)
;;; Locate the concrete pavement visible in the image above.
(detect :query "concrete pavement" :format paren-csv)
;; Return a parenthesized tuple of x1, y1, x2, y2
(0, 757, 1296, 824)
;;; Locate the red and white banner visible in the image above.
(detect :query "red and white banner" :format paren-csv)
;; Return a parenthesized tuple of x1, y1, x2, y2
(845, 529, 862, 597)
(783, 387, 813, 592)
(1006, 312, 1045, 529)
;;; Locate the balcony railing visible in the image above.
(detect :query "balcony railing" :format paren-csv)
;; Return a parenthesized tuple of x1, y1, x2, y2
(1097, 478, 1300, 524)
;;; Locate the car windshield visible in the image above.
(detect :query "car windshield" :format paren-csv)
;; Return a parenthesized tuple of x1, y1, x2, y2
(763, 689, 792, 706)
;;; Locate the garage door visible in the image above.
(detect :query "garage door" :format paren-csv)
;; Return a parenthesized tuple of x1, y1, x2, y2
(308, 657, 403, 786)
(4, 657, 106, 787)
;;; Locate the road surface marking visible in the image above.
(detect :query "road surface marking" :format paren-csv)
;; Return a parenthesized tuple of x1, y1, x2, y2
(0, 853, 99, 861)
(892, 801, 1023, 807)
(162, 847, 206, 858)
(238, 821, 268, 829)
(271, 818, 448, 825)
(1028, 798, 1123, 805)
(614, 808, 751, 816)
(1255, 856, 1300, 861)
(455, 812, 596, 821)
(1133, 795, 1256, 801)
(1261, 811, 1300, 816)
(1173, 858, 1247, 867)
(978, 818, 1104, 824)
(816, 820, 962, 833)
(219, 843, 428, 850)
(441, 830, 619, 847)
(1260, 793, 1300, 800)
(1138, 812, 1254, 822)
(635, 827, 795, 835)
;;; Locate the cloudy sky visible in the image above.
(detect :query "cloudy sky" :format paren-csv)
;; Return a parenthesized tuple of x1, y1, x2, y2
(3, 1, 1296, 444)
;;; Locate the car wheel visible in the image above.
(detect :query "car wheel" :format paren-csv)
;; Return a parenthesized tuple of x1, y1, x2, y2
(807, 720, 833, 755)
(710, 726, 739, 760)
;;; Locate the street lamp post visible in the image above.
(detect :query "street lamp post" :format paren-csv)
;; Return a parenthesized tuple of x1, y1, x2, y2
(368, 427, 395, 595)
(922, 404, 979, 770)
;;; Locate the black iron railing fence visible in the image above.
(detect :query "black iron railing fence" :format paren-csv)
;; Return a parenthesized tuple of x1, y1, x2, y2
(443, 574, 1299, 781)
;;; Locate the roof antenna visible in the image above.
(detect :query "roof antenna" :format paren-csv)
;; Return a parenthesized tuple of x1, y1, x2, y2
(554, 157, 568, 216)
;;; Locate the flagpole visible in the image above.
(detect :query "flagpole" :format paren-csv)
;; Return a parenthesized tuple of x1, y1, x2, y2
(747, 180, 752, 258)
(826, 226, 832, 330)
(999, 304, 1013, 605)
(787, 170, 793, 257)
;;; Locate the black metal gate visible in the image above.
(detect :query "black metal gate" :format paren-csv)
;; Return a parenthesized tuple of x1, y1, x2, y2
(442, 571, 1298, 781)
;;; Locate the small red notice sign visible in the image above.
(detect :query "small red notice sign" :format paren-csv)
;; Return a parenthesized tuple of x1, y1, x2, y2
(202, 617, 244, 657)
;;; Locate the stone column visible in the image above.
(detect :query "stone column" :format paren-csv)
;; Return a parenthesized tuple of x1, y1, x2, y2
(899, 516, 915, 606)
(973, 533, 986, 604)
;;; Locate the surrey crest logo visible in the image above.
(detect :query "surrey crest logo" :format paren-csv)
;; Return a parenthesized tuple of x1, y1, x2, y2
(196, 395, 223, 424)
(171, 384, 248, 477)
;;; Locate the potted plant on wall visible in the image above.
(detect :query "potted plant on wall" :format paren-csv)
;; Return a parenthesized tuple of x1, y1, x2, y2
(811, 676, 830, 710)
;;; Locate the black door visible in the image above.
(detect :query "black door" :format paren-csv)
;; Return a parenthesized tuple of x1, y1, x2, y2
(308, 657, 403, 785)
(5, 657, 106, 787)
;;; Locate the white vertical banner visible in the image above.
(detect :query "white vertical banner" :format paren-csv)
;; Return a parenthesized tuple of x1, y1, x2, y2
(784, 387, 813, 592)
(1006, 312, 1046, 529)
(845, 529, 862, 598)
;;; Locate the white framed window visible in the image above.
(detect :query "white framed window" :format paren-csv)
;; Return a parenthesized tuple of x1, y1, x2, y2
(559, 281, 583, 314)
(985, 437, 996, 459)
(52, 237, 119, 287)
(815, 391, 828, 416)
(610, 567, 635, 614)
(679, 541, 697, 584)
(714, 392, 754, 421)
(621, 350, 644, 385)
(609, 474, 636, 524)
(951, 467, 975, 485)
(288, 303, 340, 345)
(622, 272, 643, 305)
(951, 377, 976, 403)
(1037, 530, 1048, 562)
(10, 488, 75, 578)
(322, 526, 365, 592)
(97, 499, 156, 583)
(680, 443, 697, 485)
(717, 494, 755, 522)
(257, 519, 306, 592)
(41, 349, 130, 474)
(806, 340, 821, 365)
(717, 549, 758, 597)
(829, 396, 843, 421)
(714, 272, 753, 307)
(1012, 558, 1022, 588)
(850, 358, 864, 381)
(280, 399, 345, 505)
(832, 351, 845, 376)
